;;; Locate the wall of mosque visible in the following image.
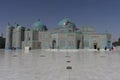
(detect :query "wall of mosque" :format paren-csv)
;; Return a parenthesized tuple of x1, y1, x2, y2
(57, 32, 76, 49)
(40, 32, 50, 49)
(22, 31, 50, 49)
(89, 34, 106, 49)
(83, 34, 107, 49)
(67, 33, 76, 49)
(49, 32, 83, 49)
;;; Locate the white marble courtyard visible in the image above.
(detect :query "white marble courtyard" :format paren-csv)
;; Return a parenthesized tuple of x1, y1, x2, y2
(0, 48, 120, 80)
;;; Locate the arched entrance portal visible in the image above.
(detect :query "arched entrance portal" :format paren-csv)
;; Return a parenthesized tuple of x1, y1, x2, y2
(77, 40, 80, 49)
(52, 40, 56, 49)
(93, 43, 97, 49)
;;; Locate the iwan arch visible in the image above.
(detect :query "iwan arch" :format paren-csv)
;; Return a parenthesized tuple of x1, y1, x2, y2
(5, 17, 111, 49)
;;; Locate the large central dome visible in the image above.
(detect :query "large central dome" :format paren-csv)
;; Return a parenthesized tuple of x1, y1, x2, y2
(58, 17, 76, 28)
(58, 17, 77, 32)
(32, 20, 48, 31)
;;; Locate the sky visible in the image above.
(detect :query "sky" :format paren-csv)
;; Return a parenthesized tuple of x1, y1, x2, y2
(0, 0, 120, 41)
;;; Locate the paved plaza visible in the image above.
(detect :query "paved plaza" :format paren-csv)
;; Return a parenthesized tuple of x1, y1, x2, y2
(0, 48, 120, 80)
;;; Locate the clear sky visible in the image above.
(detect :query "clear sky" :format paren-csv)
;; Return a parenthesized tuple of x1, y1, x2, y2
(0, 0, 120, 41)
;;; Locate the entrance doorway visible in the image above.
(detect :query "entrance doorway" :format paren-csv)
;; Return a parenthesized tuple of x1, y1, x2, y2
(77, 40, 80, 49)
(93, 43, 97, 49)
(38, 42, 41, 49)
(52, 40, 56, 49)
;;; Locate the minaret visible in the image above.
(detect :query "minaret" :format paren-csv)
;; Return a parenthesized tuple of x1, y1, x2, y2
(5, 23, 14, 49)
(15, 24, 25, 49)
(0, 33, 3, 37)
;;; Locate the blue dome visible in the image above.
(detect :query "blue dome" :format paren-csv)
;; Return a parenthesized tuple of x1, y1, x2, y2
(14, 24, 25, 30)
(58, 17, 76, 28)
(16, 25, 22, 30)
(32, 20, 47, 31)
(7, 23, 12, 28)
(7, 23, 14, 29)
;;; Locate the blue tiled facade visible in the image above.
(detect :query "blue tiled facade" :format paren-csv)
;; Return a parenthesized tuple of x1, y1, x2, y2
(5, 17, 111, 49)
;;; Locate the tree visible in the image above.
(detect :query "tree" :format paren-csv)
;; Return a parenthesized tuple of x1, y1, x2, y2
(112, 37, 120, 46)
(118, 38, 120, 43)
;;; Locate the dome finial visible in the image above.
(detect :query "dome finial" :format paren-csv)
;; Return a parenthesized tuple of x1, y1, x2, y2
(38, 19, 40, 21)
(7, 22, 10, 26)
(64, 16, 69, 19)
(14, 22, 19, 27)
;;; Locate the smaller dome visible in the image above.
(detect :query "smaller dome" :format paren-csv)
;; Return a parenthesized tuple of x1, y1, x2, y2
(7, 23, 14, 29)
(32, 20, 48, 31)
(16, 24, 25, 30)
(16, 25, 22, 30)
(15, 23, 19, 27)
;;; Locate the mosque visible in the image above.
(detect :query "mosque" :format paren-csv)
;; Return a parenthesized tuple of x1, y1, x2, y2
(5, 17, 111, 50)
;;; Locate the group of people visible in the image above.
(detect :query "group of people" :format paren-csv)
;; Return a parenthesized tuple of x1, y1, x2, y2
(104, 46, 114, 51)
(96, 46, 114, 51)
